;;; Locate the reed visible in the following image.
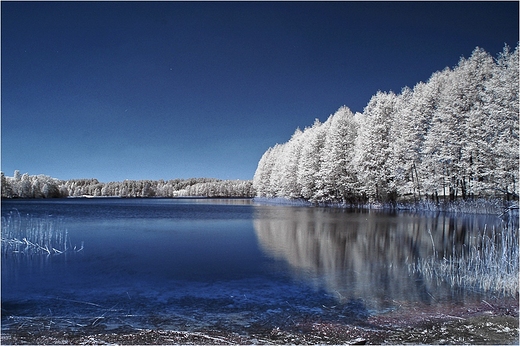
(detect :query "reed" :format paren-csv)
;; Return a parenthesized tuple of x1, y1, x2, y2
(1, 211, 83, 256)
(409, 216, 519, 297)
(397, 198, 518, 215)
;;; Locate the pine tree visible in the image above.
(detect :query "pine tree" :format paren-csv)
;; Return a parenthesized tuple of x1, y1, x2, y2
(458, 47, 496, 197)
(354, 91, 398, 202)
(253, 145, 278, 197)
(297, 119, 327, 201)
(484, 45, 519, 198)
(253, 44, 519, 203)
(316, 106, 359, 203)
(278, 128, 305, 198)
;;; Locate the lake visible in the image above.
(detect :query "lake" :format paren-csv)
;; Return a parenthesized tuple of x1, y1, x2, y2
(1, 198, 516, 339)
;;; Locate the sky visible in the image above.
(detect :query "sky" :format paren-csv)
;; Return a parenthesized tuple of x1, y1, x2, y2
(2, 1, 518, 182)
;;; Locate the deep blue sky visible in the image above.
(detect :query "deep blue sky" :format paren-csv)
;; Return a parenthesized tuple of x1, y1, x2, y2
(2, 2, 518, 182)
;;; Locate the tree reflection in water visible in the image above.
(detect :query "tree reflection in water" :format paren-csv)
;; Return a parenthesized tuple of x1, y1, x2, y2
(253, 206, 509, 309)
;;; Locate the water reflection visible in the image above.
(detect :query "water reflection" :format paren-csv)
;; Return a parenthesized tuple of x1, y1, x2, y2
(253, 206, 503, 308)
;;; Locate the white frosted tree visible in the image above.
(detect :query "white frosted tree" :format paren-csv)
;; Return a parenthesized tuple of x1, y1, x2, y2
(421, 49, 493, 200)
(315, 106, 359, 203)
(391, 71, 446, 200)
(421, 64, 469, 201)
(1, 172, 13, 198)
(354, 91, 398, 202)
(268, 143, 291, 197)
(457, 47, 496, 197)
(388, 87, 414, 197)
(8, 170, 22, 197)
(277, 128, 305, 198)
(483, 45, 519, 198)
(418, 68, 453, 199)
(253, 145, 279, 197)
(297, 119, 327, 201)
(20, 173, 32, 198)
(252, 44, 519, 203)
(253, 147, 270, 197)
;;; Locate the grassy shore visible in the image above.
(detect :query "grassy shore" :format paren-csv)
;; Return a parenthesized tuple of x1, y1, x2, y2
(254, 197, 519, 216)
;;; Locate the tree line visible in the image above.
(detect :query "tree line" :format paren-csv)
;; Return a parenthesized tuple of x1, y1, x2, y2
(253, 45, 519, 204)
(1, 171, 254, 198)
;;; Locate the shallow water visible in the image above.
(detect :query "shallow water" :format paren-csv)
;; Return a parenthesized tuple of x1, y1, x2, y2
(0, 198, 511, 334)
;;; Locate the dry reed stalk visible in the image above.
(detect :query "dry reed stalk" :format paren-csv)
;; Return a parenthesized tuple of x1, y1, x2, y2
(2, 213, 83, 256)
(408, 220, 519, 297)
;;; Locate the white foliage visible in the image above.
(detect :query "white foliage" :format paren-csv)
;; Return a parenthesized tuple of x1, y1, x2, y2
(253, 45, 519, 204)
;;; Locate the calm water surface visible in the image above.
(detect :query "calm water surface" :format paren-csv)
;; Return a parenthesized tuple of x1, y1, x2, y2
(1, 198, 504, 332)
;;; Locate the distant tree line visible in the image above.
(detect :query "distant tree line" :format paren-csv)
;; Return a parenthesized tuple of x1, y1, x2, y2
(1, 171, 254, 198)
(253, 45, 519, 204)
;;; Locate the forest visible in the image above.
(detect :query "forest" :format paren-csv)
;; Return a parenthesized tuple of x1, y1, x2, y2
(1, 171, 254, 198)
(2, 45, 518, 204)
(253, 45, 519, 204)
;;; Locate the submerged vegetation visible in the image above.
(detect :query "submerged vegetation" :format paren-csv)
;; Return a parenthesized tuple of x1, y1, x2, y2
(1, 211, 83, 256)
(409, 212, 519, 297)
(394, 198, 518, 215)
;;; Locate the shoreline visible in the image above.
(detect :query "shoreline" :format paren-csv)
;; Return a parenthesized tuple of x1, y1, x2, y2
(253, 196, 519, 216)
(3, 195, 518, 217)
(2, 198, 518, 344)
(2, 297, 518, 345)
